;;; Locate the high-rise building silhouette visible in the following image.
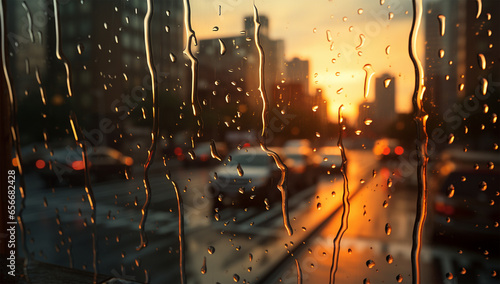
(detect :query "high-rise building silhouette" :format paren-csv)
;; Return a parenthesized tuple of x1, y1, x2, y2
(424, 0, 467, 120)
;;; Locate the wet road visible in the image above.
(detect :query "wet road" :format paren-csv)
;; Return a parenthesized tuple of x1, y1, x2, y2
(18, 150, 499, 283)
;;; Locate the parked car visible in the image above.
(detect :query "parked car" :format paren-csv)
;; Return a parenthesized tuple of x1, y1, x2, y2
(315, 146, 343, 175)
(428, 150, 500, 247)
(35, 146, 134, 186)
(208, 146, 283, 211)
(284, 149, 318, 189)
(372, 138, 406, 161)
(182, 141, 228, 167)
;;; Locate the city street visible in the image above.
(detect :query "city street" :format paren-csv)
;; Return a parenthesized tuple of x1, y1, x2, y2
(18, 149, 499, 283)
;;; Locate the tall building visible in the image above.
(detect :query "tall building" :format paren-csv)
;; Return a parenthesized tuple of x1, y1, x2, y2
(463, 0, 500, 95)
(285, 57, 309, 95)
(197, 15, 287, 134)
(197, 15, 285, 105)
(423, 0, 467, 120)
(370, 73, 397, 132)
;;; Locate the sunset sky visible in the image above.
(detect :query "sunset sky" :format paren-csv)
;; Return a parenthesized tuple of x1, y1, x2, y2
(191, 0, 425, 122)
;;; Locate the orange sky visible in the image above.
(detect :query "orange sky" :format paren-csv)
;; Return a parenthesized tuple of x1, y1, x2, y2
(191, 0, 425, 122)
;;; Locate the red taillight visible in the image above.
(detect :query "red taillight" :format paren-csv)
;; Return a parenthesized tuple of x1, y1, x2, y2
(72, 160, 85, 171)
(243, 142, 251, 148)
(124, 157, 134, 166)
(12, 157, 19, 167)
(174, 147, 183, 156)
(395, 146, 404, 155)
(435, 202, 455, 215)
(35, 159, 46, 169)
(382, 147, 391, 155)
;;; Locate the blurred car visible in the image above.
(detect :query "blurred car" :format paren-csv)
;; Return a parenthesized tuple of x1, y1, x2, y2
(35, 146, 134, 186)
(372, 138, 406, 160)
(284, 149, 318, 189)
(182, 141, 228, 167)
(208, 146, 283, 211)
(428, 150, 500, 246)
(314, 146, 343, 175)
(283, 139, 311, 151)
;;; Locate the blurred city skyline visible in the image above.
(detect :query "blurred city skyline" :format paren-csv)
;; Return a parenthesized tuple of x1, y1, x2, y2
(191, 0, 418, 121)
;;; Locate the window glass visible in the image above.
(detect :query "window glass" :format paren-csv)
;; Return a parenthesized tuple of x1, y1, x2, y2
(2, 0, 498, 283)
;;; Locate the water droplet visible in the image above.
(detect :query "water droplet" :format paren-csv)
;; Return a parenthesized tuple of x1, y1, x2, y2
(317, 203, 322, 210)
(355, 130, 362, 135)
(331, 191, 336, 197)
(492, 113, 497, 124)
(446, 272, 453, 280)
(363, 64, 375, 99)
(388, 12, 394, 20)
(225, 94, 231, 103)
(366, 260, 375, 268)
(233, 274, 240, 282)
(249, 253, 253, 262)
(77, 43, 84, 55)
(448, 134, 455, 144)
(201, 256, 207, 274)
(386, 254, 394, 264)
(342, 16, 348, 22)
(357, 8, 363, 15)
(363, 278, 370, 284)
(213, 26, 219, 31)
(478, 53, 486, 70)
(384, 78, 392, 88)
(210, 140, 223, 161)
(483, 104, 489, 113)
(439, 49, 445, 58)
(236, 163, 244, 177)
(482, 162, 494, 172)
(447, 184, 455, 198)
(312, 105, 319, 112)
(396, 274, 403, 282)
(336, 88, 343, 94)
(479, 181, 487, 191)
(364, 118, 373, 126)
(208, 246, 215, 254)
(316, 132, 321, 138)
(460, 267, 467, 274)
(385, 223, 392, 235)
(387, 178, 393, 188)
(326, 30, 333, 42)
(385, 45, 391, 55)
(214, 213, 220, 221)
(169, 53, 176, 63)
(188, 149, 196, 160)
(219, 39, 226, 55)
(437, 14, 446, 36)
(356, 34, 366, 50)
(380, 0, 385, 4)
(383, 200, 389, 208)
